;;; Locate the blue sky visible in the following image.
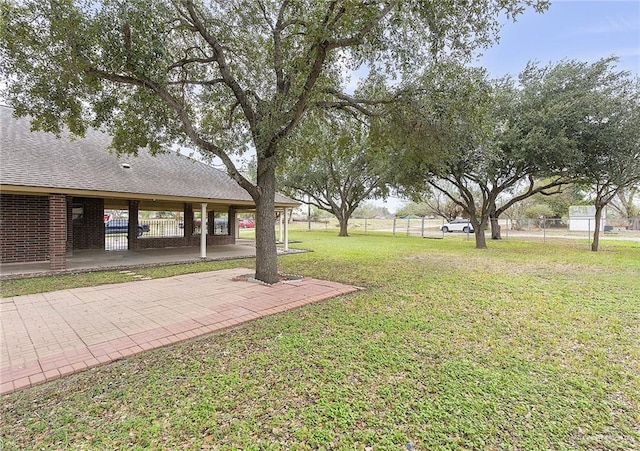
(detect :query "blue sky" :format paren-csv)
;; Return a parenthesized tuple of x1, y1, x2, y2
(477, 0, 640, 78)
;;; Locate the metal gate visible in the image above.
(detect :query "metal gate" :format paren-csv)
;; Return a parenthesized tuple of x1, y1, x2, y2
(104, 217, 129, 251)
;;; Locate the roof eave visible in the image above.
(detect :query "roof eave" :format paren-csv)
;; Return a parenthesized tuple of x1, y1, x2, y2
(0, 184, 300, 208)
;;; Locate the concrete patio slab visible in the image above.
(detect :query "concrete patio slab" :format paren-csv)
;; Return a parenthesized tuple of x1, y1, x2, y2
(0, 239, 307, 279)
(0, 268, 360, 395)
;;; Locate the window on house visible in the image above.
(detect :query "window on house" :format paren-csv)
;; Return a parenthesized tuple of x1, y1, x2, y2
(213, 212, 229, 235)
(72, 204, 84, 224)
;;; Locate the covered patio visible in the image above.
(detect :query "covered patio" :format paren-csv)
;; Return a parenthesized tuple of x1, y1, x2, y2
(0, 239, 305, 279)
(0, 106, 298, 273)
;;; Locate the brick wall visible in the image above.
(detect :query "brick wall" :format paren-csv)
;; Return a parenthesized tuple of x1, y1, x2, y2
(1, 196, 241, 264)
(49, 194, 67, 270)
(128, 200, 139, 250)
(229, 207, 237, 235)
(208, 234, 235, 245)
(136, 233, 234, 250)
(183, 203, 194, 237)
(72, 197, 105, 250)
(0, 193, 50, 263)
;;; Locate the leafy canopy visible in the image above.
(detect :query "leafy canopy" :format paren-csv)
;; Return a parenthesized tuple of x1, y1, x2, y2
(278, 108, 391, 236)
(1, 0, 548, 165)
(1, 0, 548, 280)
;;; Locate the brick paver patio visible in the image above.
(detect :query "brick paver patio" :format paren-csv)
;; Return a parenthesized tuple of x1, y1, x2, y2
(0, 268, 359, 395)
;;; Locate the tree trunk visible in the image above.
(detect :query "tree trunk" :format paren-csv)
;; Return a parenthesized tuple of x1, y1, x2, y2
(474, 219, 488, 249)
(254, 157, 279, 284)
(591, 203, 604, 252)
(337, 215, 349, 237)
(490, 215, 502, 240)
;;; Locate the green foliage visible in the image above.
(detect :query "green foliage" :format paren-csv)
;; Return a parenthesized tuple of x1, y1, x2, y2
(517, 58, 640, 249)
(389, 62, 505, 246)
(390, 63, 494, 185)
(1, 234, 638, 449)
(523, 203, 554, 219)
(514, 182, 587, 219)
(352, 202, 390, 219)
(391, 57, 639, 246)
(0, 0, 549, 280)
(518, 58, 640, 186)
(240, 155, 258, 184)
(278, 109, 392, 235)
(395, 201, 433, 218)
(398, 194, 466, 220)
(304, 206, 332, 222)
(0, 0, 546, 159)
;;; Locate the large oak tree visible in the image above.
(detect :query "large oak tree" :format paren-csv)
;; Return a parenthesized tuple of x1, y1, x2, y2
(278, 109, 391, 237)
(517, 58, 640, 251)
(394, 58, 639, 250)
(1, 0, 546, 282)
(391, 63, 508, 249)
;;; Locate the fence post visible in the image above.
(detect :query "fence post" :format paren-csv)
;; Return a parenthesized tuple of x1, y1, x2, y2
(407, 218, 410, 236)
(421, 216, 425, 237)
(393, 216, 397, 236)
(543, 216, 546, 243)
(364, 217, 367, 235)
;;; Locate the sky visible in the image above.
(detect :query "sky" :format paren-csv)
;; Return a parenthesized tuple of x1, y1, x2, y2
(477, 0, 640, 79)
(378, 0, 640, 213)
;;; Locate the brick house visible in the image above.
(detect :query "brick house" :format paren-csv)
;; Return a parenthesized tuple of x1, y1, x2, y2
(0, 106, 298, 271)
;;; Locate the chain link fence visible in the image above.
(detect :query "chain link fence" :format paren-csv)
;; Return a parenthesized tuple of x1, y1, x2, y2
(287, 216, 640, 243)
(106, 215, 640, 250)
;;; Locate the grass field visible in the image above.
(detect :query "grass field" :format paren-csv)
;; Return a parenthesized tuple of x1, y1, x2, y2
(1, 232, 639, 449)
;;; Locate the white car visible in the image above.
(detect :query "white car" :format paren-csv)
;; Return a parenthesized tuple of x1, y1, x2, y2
(441, 219, 474, 233)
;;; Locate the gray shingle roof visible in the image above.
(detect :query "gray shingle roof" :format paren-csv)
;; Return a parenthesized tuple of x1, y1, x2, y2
(0, 106, 296, 206)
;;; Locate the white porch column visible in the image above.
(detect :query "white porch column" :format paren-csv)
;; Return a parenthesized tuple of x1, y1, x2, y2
(200, 203, 207, 258)
(284, 208, 289, 251)
(279, 210, 284, 243)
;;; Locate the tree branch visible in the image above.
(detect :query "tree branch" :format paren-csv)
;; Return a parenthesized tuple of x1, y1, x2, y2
(167, 56, 217, 71)
(325, 1, 398, 50)
(86, 67, 258, 198)
(181, 0, 257, 129)
(495, 176, 569, 216)
(166, 78, 225, 86)
(272, 0, 289, 95)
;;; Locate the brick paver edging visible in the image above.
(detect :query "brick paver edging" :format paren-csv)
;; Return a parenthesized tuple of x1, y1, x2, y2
(0, 269, 360, 396)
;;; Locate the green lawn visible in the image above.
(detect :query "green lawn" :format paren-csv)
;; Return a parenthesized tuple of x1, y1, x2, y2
(1, 233, 639, 449)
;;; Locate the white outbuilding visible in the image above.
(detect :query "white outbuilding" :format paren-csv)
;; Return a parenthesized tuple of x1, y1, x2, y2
(568, 205, 606, 232)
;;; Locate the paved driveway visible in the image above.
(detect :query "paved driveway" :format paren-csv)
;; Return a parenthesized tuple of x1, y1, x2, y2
(0, 268, 359, 395)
